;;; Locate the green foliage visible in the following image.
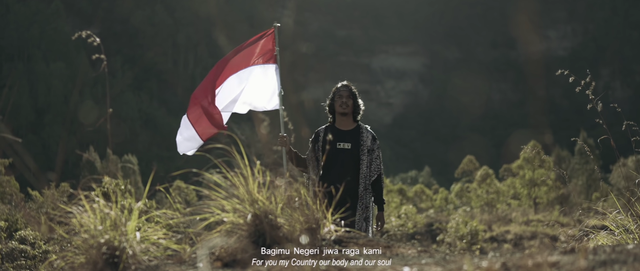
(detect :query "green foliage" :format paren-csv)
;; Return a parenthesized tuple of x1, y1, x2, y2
(409, 184, 434, 212)
(609, 155, 640, 200)
(450, 158, 507, 213)
(27, 183, 73, 230)
(43, 175, 185, 271)
(156, 180, 198, 213)
(80, 146, 145, 201)
(468, 166, 507, 212)
(500, 140, 562, 213)
(567, 130, 607, 204)
(154, 180, 199, 247)
(384, 181, 431, 235)
(436, 208, 486, 254)
(0, 159, 24, 206)
(0, 229, 53, 271)
(388, 165, 438, 188)
(0, 159, 55, 270)
(450, 182, 473, 208)
(433, 187, 455, 213)
(373, 143, 589, 254)
(388, 205, 428, 233)
(0, 221, 5, 241)
(0, 212, 29, 244)
(454, 155, 482, 184)
(384, 179, 412, 210)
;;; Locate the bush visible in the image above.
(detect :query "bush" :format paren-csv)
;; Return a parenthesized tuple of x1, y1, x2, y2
(609, 155, 640, 200)
(387, 165, 438, 188)
(500, 140, 562, 213)
(0, 159, 24, 206)
(409, 184, 434, 212)
(454, 155, 482, 185)
(383, 182, 433, 236)
(566, 130, 608, 205)
(450, 156, 507, 213)
(384, 180, 412, 211)
(0, 159, 57, 270)
(0, 229, 53, 271)
(432, 187, 455, 214)
(468, 166, 507, 212)
(80, 146, 145, 201)
(436, 208, 486, 254)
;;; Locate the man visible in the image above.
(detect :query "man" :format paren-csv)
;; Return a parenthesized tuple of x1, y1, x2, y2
(278, 81, 386, 236)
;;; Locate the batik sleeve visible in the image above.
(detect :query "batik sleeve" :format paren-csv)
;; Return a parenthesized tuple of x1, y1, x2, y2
(370, 135, 385, 212)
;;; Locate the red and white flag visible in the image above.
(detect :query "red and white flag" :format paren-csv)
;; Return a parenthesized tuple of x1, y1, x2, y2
(176, 28, 280, 155)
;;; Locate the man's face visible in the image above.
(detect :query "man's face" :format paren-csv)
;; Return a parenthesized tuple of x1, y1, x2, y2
(334, 89, 353, 116)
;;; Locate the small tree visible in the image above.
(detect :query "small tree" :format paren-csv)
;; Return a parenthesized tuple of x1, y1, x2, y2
(500, 140, 561, 214)
(567, 130, 607, 204)
(454, 155, 482, 184)
(609, 155, 640, 201)
(0, 159, 24, 206)
(389, 165, 438, 188)
(469, 166, 506, 212)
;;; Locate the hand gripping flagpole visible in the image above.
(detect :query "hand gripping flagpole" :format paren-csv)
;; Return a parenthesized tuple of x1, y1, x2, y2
(274, 22, 288, 175)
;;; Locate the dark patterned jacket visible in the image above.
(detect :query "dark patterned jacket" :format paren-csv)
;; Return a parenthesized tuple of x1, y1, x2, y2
(286, 122, 385, 236)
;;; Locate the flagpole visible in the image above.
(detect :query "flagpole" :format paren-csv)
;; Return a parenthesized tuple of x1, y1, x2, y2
(274, 22, 288, 175)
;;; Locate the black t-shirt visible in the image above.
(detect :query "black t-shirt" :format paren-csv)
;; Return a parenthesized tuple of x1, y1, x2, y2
(318, 124, 361, 219)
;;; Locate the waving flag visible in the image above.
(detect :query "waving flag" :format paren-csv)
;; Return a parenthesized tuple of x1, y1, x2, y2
(176, 28, 280, 155)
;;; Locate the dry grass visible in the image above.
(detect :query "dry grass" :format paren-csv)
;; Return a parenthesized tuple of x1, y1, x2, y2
(42, 173, 188, 271)
(170, 132, 347, 268)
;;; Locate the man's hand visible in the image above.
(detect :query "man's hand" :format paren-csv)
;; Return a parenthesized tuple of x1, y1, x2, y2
(278, 133, 290, 149)
(375, 212, 385, 231)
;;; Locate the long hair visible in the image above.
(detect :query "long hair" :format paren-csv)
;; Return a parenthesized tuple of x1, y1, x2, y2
(324, 81, 365, 124)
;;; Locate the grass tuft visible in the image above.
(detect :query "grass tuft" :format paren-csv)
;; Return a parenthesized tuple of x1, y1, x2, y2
(42, 170, 187, 271)
(584, 191, 640, 246)
(177, 132, 342, 267)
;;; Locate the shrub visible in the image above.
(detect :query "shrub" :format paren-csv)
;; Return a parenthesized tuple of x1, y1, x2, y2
(384, 180, 412, 211)
(500, 140, 562, 213)
(454, 155, 482, 185)
(450, 182, 472, 208)
(0, 159, 24, 206)
(79, 147, 145, 201)
(0, 159, 57, 270)
(388, 165, 438, 188)
(567, 130, 608, 205)
(0, 229, 53, 271)
(609, 155, 640, 200)
(468, 166, 507, 212)
(432, 187, 455, 214)
(384, 182, 433, 236)
(436, 208, 486, 254)
(25, 183, 74, 236)
(409, 184, 434, 212)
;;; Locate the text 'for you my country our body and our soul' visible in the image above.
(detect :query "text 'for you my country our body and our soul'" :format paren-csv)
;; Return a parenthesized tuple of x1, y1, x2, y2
(252, 247, 393, 268)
